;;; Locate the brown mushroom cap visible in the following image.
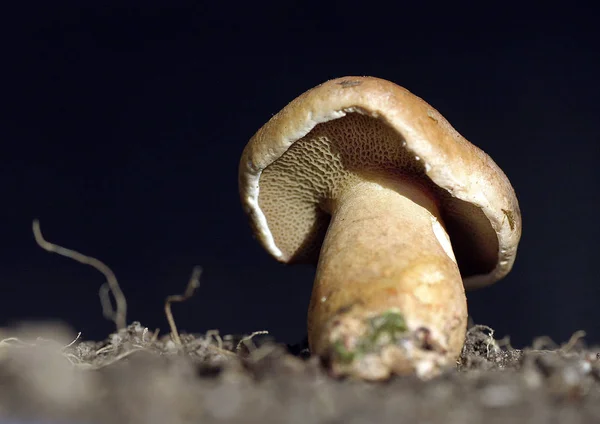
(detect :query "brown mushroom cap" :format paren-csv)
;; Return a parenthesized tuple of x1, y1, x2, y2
(239, 76, 521, 289)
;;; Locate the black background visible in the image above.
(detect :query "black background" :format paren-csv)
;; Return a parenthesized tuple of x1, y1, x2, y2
(1, 2, 598, 348)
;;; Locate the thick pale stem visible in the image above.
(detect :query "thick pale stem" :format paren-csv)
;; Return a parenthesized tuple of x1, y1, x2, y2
(307, 178, 467, 380)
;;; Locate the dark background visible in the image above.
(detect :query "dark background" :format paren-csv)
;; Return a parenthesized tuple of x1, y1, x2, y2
(1, 3, 598, 348)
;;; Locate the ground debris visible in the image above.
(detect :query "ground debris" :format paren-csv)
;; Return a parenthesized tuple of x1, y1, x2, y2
(1, 322, 600, 424)
(458, 325, 524, 370)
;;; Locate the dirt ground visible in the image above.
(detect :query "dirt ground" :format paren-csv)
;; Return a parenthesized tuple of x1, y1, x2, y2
(0, 321, 599, 424)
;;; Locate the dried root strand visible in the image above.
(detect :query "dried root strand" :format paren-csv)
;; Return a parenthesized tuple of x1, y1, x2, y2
(165, 266, 202, 345)
(32, 219, 127, 330)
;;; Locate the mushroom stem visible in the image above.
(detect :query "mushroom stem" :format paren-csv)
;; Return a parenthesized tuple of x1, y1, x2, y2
(307, 177, 468, 380)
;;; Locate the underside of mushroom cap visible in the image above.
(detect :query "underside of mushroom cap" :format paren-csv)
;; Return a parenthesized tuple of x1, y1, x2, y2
(239, 76, 521, 289)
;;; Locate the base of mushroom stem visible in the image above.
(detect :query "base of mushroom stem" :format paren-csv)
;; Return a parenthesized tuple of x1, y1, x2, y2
(318, 307, 456, 381)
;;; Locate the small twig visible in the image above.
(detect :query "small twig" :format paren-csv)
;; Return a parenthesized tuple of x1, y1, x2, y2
(32, 219, 127, 330)
(98, 283, 116, 324)
(75, 347, 147, 370)
(95, 344, 118, 356)
(165, 266, 202, 345)
(205, 329, 223, 350)
(236, 330, 269, 353)
(561, 330, 586, 353)
(62, 332, 82, 349)
(0, 337, 35, 348)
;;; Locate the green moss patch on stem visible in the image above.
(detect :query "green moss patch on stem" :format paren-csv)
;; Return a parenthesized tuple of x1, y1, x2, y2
(332, 310, 409, 364)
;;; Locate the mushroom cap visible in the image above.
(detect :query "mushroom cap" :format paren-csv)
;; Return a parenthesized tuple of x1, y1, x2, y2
(239, 76, 521, 289)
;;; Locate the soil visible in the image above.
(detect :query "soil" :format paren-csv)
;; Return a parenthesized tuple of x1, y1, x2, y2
(1, 321, 599, 424)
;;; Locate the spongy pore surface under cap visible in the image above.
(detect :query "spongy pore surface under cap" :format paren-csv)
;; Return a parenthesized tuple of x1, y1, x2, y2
(259, 112, 430, 258)
(257, 112, 498, 277)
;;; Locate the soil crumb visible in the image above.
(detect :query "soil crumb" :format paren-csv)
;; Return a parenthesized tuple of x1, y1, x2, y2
(1, 322, 599, 424)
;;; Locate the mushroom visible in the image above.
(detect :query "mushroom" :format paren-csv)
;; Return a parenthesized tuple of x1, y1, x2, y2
(239, 76, 521, 380)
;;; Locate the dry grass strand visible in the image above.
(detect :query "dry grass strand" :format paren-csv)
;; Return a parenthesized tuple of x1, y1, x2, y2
(32, 219, 127, 330)
(165, 266, 202, 345)
(236, 330, 270, 353)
